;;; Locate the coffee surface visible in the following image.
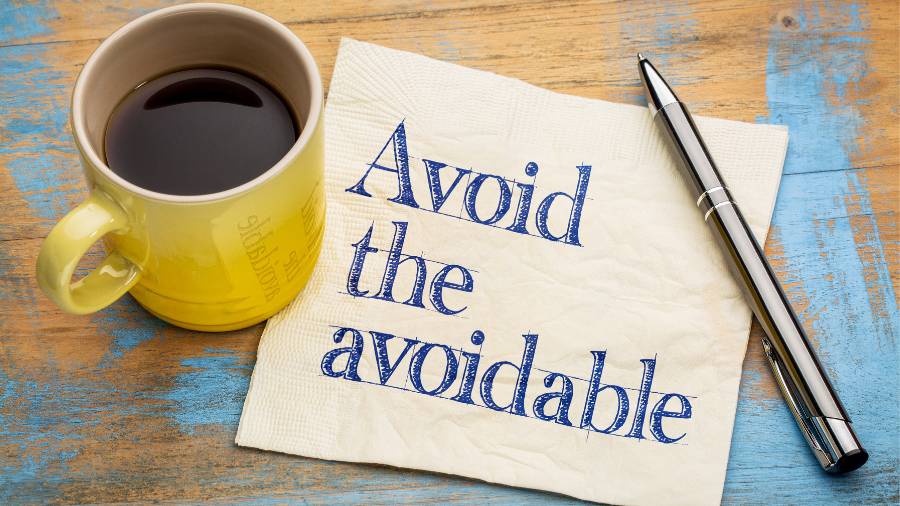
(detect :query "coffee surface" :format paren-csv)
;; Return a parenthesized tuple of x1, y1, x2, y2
(105, 68, 298, 196)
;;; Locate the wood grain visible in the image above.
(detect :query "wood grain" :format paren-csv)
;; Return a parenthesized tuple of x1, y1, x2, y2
(1, 0, 896, 504)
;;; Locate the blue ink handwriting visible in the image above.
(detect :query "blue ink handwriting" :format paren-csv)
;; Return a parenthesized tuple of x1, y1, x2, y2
(347, 221, 475, 316)
(346, 121, 592, 246)
(321, 325, 694, 444)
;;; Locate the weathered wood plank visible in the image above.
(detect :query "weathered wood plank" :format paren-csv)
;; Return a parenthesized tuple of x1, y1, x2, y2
(725, 1, 898, 503)
(0, 0, 896, 504)
(2, 1, 897, 236)
(2, 0, 897, 241)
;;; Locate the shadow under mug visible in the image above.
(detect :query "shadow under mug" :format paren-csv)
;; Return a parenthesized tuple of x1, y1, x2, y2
(36, 3, 326, 331)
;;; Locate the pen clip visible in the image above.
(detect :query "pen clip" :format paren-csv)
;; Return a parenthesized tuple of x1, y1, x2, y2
(761, 338, 834, 469)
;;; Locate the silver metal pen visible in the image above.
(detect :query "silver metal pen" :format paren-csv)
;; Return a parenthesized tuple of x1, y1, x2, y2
(638, 54, 867, 473)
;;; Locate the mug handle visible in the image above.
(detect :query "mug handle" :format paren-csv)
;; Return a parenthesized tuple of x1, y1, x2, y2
(36, 191, 141, 314)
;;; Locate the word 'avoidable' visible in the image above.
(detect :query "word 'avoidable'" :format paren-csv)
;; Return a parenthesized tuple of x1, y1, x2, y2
(321, 326, 694, 444)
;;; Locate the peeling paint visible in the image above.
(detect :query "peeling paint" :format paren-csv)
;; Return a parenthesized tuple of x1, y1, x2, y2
(95, 299, 167, 366)
(727, 2, 898, 502)
(160, 348, 253, 434)
(0, 0, 56, 43)
(0, 44, 82, 222)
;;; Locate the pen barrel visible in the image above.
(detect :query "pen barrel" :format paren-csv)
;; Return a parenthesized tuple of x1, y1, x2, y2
(654, 102, 867, 472)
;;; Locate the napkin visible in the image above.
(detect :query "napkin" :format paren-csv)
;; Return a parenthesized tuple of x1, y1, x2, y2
(236, 38, 788, 505)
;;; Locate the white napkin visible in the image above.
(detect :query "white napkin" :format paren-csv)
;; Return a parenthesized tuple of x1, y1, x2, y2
(237, 38, 788, 505)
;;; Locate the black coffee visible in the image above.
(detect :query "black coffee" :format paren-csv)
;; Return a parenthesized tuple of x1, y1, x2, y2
(105, 68, 298, 195)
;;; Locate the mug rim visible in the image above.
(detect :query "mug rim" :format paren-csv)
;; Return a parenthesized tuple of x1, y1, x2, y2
(71, 2, 323, 204)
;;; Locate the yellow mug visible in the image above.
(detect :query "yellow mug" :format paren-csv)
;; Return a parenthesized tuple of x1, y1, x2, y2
(36, 3, 325, 331)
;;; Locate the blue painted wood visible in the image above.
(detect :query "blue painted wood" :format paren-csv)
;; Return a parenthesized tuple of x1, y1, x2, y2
(0, 0, 896, 504)
(724, 3, 897, 503)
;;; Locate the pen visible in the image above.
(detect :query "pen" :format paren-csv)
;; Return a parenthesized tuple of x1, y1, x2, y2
(638, 54, 868, 473)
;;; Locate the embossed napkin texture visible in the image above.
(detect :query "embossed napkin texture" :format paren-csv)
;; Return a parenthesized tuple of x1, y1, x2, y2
(236, 38, 788, 505)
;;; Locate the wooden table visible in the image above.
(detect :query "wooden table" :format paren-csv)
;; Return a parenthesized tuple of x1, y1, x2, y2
(1, 1, 897, 503)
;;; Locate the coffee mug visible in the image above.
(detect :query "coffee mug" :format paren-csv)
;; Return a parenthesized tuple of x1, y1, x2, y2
(36, 3, 325, 331)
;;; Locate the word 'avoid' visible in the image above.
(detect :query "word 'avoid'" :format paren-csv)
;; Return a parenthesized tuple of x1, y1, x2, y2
(345, 121, 592, 246)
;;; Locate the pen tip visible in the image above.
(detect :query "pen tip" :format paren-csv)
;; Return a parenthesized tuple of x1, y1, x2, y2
(637, 52, 645, 61)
